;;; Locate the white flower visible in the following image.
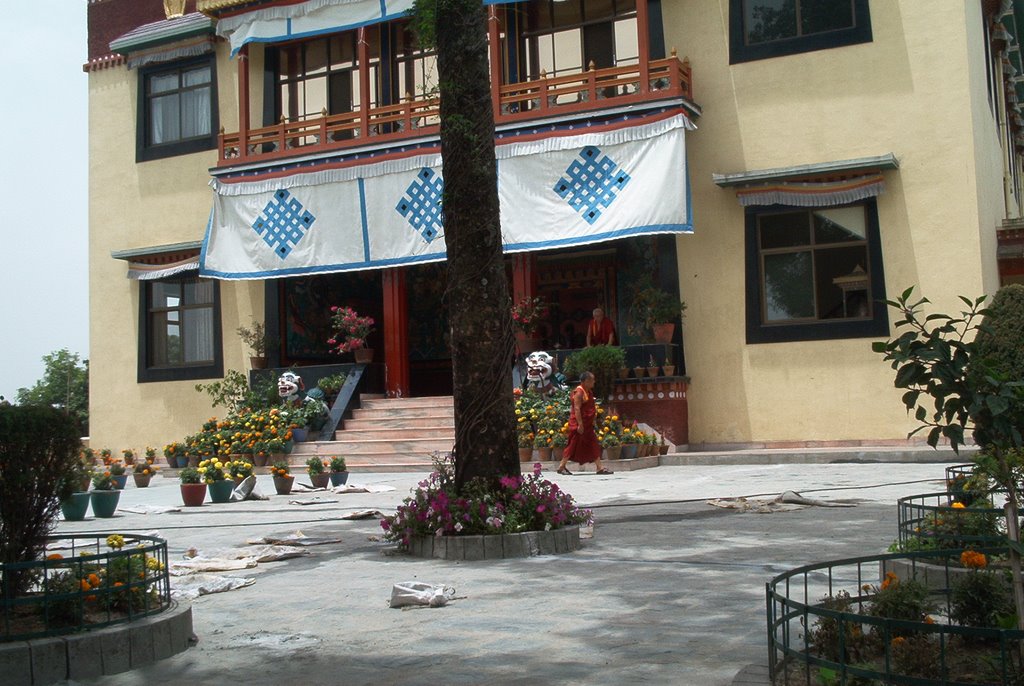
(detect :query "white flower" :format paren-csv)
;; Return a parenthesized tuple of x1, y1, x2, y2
(454, 522, 463, 533)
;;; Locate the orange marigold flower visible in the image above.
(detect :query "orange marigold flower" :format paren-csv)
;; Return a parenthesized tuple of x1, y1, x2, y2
(880, 571, 899, 590)
(891, 636, 905, 646)
(88, 573, 101, 586)
(46, 553, 63, 560)
(80, 579, 91, 591)
(951, 502, 966, 509)
(924, 615, 935, 624)
(960, 550, 987, 569)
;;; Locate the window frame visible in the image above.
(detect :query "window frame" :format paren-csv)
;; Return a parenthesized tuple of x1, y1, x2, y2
(744, 198, 889, 344)
(137, 275, 223, 383)
(136, 54, 219, 163)
(729, 0, 872, 64)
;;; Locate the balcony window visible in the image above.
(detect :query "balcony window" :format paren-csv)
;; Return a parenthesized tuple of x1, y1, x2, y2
(745, 199, 888, 343)
(137, 55, 218, 162)
(395, 24, 438, 101)
(139, 276, 222, 382)
(729, 0, 872, 64)
(273, 30, 381, 124)
(519, 0, 638, 80)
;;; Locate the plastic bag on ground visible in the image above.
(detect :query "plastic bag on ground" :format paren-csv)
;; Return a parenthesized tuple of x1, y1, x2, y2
(389, 581, 456, 608)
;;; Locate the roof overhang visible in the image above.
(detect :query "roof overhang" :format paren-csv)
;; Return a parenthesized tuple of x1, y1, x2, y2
(110, 12, 215, 54)
(112, 241, 203, 280)
(711, 153, 900, 188)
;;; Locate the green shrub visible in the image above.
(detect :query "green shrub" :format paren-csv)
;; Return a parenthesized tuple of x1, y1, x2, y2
(950, 569, 1014, 628)
(974, 283, 1024, 383)
(562, 345, 625, 400)
(867, 572, 934, 637)
(810, 590, 868, 663)
(0, 405, 82, 595)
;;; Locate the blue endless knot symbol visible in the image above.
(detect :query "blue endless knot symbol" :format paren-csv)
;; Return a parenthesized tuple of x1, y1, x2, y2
(553, 146, 631, 224)
(251, 189, 316, 260)
(396, 168, 444, 244)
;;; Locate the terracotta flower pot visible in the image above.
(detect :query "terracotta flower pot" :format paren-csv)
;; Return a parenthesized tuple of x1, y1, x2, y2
(535, 447, 552, 462)
(652, 322, 675, 343)
(353, 348, 374, 364)
(662, 365, 675, 376)
(633, 366, 645, 379)
(273, 475, 295, 495)
(253, 453, 269, 467)
(132, 473, 152, 488)
(518, 447, 534, 463)
(646, 366, 660, 378)
(309, 472, 330, 489)
(180, 483, 207, 507)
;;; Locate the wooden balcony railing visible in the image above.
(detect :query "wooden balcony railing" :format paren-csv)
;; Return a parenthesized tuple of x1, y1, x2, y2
(218, 54, 692, 165)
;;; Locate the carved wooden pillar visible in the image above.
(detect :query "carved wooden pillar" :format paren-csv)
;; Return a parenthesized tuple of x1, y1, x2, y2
(382, 267, 410, 398)
(238, 45, 250, 159)
(636, 0, 650, 95)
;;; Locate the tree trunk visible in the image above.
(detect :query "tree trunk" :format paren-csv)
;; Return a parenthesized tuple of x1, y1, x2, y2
(1004, 482, 1024, 633)
(435, 0, 518, 489)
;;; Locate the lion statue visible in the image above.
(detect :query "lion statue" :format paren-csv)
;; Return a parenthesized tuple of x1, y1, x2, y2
(523, 351, 563, 396)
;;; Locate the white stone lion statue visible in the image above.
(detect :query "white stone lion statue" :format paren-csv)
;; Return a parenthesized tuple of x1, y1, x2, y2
(524, 351, 561, 396)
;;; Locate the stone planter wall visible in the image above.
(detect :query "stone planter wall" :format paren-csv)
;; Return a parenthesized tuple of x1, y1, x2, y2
(407, 527, 581, 560)
(0, 601, 193, 686)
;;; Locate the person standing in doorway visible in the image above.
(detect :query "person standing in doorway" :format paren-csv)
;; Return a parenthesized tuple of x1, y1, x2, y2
(585, 307, 616, 346)
(556, 371, 613, 476)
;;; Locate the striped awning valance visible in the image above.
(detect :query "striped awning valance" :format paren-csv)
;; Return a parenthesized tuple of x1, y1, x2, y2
(733, 174, 886, 208)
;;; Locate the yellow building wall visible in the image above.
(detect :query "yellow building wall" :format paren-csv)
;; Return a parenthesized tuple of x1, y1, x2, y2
(668, 1, 1004, 444)
(88, 49, 265, 451)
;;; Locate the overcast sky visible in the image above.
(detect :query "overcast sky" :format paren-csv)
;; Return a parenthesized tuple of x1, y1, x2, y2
(0, 2, 89, 401)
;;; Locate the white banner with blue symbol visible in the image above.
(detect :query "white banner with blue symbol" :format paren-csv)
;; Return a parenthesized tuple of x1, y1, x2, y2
(200, 113, 693, 280)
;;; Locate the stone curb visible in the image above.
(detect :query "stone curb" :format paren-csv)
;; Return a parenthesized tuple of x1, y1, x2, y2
(0, 600, 193, 686)
(407, 527, 581, 560)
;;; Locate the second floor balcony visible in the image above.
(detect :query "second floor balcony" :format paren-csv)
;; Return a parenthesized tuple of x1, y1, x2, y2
(214, 0, 698, 168)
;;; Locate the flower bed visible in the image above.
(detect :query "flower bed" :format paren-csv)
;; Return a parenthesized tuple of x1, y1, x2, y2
(896, 491, 1006, 552)
(767, 548, 1020, 685)
(1, 534, 171, 641)
(380, 458, 592, 552)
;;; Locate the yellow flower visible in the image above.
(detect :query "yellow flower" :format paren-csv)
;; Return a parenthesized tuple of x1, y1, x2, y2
(951, 502, 965, 509)
(106, 535, 125, 549)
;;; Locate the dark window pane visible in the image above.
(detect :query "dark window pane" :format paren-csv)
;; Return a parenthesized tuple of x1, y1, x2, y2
(813, 206, 866, 244)
(816, 245, 870, 319)
(764, 251, 814, 320)
(552, 0, 583, 28)
(801, 0, 854, 34)
(744, 0, 796, 44)
(585, 0, 615, 22)
(759, 211, 809, 249)
(150, 282, 181, 309)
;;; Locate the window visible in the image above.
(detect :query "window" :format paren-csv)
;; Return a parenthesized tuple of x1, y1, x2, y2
(138, 276, 222, 382)
(137, 56, 218, 162)
(745, 199, 888, 343)
(520, 0, 638, 80)
(729, 0, 871, 64)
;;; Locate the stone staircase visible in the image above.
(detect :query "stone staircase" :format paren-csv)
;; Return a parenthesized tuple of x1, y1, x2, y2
(289, 395, 455, 471)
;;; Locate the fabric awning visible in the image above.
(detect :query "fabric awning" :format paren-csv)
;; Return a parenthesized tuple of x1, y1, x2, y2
(112, 241, 202, 280)
(201, 111, 695, 280)
(712, 154, 897, 208)
(215, 0, 504, 56)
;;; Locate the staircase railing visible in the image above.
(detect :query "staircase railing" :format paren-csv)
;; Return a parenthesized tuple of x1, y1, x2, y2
(314, 364, 368, 441)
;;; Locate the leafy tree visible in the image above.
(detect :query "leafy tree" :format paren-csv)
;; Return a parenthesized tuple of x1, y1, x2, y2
(873, 287, 1024, 629)
(15, 349, 89, 435)
(0, 405, 82, 595)
(417, 0, 518, 490)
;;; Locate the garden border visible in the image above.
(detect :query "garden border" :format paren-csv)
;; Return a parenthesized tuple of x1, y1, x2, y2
(0, 599, 192, 686)
(407, 527, 581, 560)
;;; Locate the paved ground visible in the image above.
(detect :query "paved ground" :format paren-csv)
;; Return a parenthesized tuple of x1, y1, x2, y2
(53, 459, 960, 686)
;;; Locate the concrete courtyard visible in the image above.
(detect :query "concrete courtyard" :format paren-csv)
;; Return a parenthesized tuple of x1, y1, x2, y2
(52, 459, 957, 686)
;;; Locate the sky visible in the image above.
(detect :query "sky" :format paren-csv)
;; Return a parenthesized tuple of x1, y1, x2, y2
(0, 2, 89, 401)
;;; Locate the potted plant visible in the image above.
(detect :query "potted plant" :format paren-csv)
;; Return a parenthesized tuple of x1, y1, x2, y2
(631, 286, 686, 343)
(107, 460, 128, 490)
(237, 320, 272, 369)
(316, 373, 347, 405)
(511, 296, 549, 350)
(599, 432, 621, 461)
(270, 461, 294, 495)
(199, 459, 233, 503)
(517, 430, 535, 463)
(328, 455, 349, 487)
(646, 355, 660, 378)
(562, 345, 626, 401)
(121, 448, 135, 466)
(327, 306, 376, 363)
(550, 430, 568, 464)
(533, 431, 553, 462)
(132, 460, 157, 488)
(228, 459, 254, 486)
(59, 459, 93, 521)
(662, 358, 676, 377)
(89, 471, 121, 518)
(163, 441, 185, 468)
(179, 467, 207, 506)
(305, 457, 330, 489)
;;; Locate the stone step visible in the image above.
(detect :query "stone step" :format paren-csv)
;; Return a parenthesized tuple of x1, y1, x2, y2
(314, 427, 456, 441)
(162, 455, 656, 474)
(343, 417, 455, 430)
(351, 406, 456, 420)
(358, 396, 453, 410)
(290, 437, 455, 455)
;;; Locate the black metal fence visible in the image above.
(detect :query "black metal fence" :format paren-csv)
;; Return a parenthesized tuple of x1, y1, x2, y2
(1, 534, 171, 641)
